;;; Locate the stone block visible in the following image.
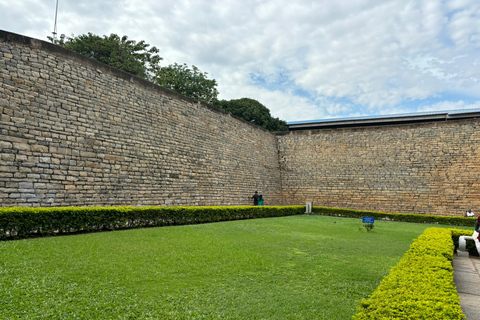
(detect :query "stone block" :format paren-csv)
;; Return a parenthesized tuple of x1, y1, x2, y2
(31, 145, 49, 152)
(18, 189, 35, 193)
(19, 182, 34, 189)
(0, 141, 12, 149)
(13, 142, 30, 151)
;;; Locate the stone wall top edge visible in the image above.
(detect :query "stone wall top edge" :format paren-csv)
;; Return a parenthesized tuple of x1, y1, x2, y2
(0, 29, 273, 135)
(0, 30, 191, 101)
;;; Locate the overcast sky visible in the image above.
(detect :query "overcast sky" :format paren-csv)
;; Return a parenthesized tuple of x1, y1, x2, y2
(1, 0, 480, 122)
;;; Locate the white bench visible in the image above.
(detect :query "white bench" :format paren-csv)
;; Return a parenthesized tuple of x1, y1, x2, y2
(458, 235, 480, 256)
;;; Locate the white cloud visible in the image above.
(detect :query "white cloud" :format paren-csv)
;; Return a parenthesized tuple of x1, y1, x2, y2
(417, 100, 480, 112)
(1, 0, 480, 121)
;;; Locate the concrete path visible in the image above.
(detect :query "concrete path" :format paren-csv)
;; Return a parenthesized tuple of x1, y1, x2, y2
(454, 255, 480, 319)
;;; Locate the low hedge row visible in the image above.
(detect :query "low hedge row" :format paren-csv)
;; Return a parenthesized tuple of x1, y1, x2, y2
(0, 206, 305, 240)
(353, 228, 465, 319)
(3, 205, 475, 241)
(312, 206, 475, 227)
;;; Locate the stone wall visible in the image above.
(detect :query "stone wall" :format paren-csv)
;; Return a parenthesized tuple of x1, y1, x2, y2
(2, 30, 480, 216)
(0, 30, 282, 207)
(277, 121, 480, 215)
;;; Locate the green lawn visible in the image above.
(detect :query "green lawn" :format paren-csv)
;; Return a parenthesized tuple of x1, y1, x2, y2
(0, 215, 449, 319)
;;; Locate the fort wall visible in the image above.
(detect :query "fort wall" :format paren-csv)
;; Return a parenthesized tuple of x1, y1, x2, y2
(0, 30, 282, 207)
(2, 30, 480, 215)
(277, 121, 480, 215)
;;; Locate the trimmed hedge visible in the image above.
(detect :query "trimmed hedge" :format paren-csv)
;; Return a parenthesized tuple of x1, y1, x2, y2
(0, 206, 305, 240)
(3, 205, 475, 241)
(353, 228, 465, 320)
(312, 206, 476, 227)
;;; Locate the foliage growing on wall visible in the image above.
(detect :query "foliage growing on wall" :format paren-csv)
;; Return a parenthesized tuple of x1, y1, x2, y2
(155, 63, 219, 103)
(49, 33, 287, 130)
(50, 33, 218, 104)
(49, 33, 162, 81)
(215, 98, 288, 131)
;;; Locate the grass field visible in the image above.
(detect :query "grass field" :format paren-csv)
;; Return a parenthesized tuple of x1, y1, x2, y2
(0, 215, 450, 319)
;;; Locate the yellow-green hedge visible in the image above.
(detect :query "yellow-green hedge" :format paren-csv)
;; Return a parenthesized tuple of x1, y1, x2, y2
(353, 228, 465, 319)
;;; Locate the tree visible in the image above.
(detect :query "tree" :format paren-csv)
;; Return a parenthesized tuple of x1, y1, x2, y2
(155, 63, 219, 103)
(50, 33, 219, 103)
(49, 33, 162, 80)
(214, 98, 288, 131)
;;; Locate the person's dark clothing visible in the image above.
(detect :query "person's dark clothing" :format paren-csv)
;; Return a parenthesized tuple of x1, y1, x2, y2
(252, 193, 260, 205)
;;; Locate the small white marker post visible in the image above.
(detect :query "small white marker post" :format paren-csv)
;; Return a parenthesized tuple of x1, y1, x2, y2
(305, 201, 312, 214)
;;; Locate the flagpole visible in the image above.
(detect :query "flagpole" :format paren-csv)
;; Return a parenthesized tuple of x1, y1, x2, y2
(53, 0, 59, 43)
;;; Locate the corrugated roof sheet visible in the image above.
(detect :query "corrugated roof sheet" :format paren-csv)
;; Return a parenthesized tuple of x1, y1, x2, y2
(286, 108, 480, 129)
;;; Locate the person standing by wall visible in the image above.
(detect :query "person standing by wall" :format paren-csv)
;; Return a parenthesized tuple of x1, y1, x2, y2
(251, 191, 260, 206)
(258, 195, 264, 206)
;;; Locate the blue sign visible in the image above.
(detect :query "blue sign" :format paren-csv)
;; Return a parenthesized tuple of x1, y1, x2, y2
(362, 217, 375, 224)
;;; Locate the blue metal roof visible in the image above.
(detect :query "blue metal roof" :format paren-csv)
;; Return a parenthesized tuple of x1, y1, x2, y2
(287, 108, 480, 126)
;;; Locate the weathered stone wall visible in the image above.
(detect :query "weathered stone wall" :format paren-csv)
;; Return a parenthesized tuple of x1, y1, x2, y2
(277, 121, 480, 215)
(0, 30, 282, 207)
(2, 30, 480, 215)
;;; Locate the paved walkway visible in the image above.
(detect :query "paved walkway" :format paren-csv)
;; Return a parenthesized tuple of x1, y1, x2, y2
(454, 255, 480, 320)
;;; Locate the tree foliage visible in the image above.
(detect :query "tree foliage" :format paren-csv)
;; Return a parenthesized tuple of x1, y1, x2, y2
(50, 33, 218, 103)
(215, 98, 288, 131)
(49, 33, 285, 130)
(50, 33, 162, 80)
(155, 63, 219, 103)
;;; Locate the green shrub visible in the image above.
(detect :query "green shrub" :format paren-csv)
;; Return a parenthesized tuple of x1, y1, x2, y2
(0, 206, 305, 240)
(312, 206, 475, 226)
(353, 228, 465, 319)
